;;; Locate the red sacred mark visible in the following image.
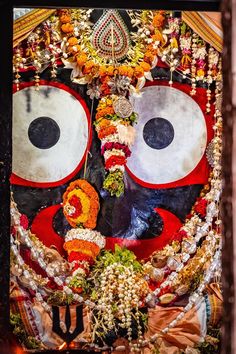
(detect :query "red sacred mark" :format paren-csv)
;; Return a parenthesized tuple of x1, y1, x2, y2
(11, 80, 92, 188)
(126, 80, 214, 189)
(31, 205, 182, 261)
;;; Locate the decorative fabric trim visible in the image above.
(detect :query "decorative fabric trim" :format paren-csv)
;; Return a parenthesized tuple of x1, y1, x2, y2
(13, 9, 56, 48)
(13, 9, 222, 53)
(182, 11, 223, 53)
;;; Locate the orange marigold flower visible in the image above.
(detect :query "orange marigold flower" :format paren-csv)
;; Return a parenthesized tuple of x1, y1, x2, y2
(83, 60, 97, 75)
(67, 37, 78, 46)
(64, 239, 100, 258)
(152, 33, 162, 43)
(61, 23, 74, 33)
(99, 65, 107, 77)
(118, 65, 133, 78)
(60, 14, 71, 23)
(152, 12, 165, 29)
(68, 44, 81, 54)
(144, 51, 154, 65)
(98, 65, 114, 77)
(126, 67, 134, 78)
(95, 106, 115, 120)
(98, 125, 117, 140)
(146, 44, 158, 56)
(118, 65, 128, 76)
(84, 200, 100, 229)
(140, 61, 151, 72)
(76, 52, 88, 66)
(134, 66, 144, 78)
(76, 179, 99, 202)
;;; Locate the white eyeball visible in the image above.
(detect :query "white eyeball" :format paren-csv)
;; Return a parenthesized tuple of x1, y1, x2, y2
(12, 82, 90, 186)
(126, 84, 207, 187)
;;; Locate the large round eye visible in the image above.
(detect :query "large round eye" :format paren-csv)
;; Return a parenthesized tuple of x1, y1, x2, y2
(11, 81, 91, 187)
(126, 83, 211, 188)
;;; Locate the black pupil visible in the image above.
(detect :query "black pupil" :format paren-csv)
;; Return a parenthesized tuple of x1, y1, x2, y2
(143, 117, 174, 150)
(28, 117, 60, 149)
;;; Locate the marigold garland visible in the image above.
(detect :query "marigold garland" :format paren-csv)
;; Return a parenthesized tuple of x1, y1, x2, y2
(61, 180, 105, 296)
(63, 179, 99, 229)
(64, 239, 101, 259)
(94, 95, 137, 197)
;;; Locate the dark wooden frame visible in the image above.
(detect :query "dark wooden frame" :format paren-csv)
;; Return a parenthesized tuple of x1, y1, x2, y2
(221, 0, 234, 353)
(1, 1, 233, 353)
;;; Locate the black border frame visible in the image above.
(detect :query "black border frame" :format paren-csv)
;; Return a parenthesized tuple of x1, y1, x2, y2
(12, 0, 221, 11)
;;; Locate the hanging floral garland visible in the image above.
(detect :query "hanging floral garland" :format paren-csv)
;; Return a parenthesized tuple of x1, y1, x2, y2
(94, 94, 137, 196)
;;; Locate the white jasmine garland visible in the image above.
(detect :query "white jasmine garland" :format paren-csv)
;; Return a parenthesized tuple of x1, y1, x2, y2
(64, 228, 106, 249)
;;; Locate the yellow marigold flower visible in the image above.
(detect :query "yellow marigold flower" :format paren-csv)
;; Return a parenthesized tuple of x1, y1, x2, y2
(106, 65, 114, 76)
(66, 189, 90, 224)
(76, 52, 88, 66)
(134, 66, 144, 78)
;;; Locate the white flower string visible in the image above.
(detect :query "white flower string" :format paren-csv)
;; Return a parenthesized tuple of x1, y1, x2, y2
(190, 33, 198, 95)
(159, 247, 221, 338)
(10, 204, 97, 308)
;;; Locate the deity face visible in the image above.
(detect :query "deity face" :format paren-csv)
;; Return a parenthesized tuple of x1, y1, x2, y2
(11, 10, 213, 260)
(11, 65, 213, 260)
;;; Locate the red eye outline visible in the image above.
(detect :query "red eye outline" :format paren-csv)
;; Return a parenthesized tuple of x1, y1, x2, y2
(125, 80, 214, 189)
(11, 80, 92, 188)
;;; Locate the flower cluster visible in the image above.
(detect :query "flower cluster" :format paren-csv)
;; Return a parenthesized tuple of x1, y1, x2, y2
(63, 179, 99, 229)
(64, 228, 105, 267)
(89, 246, 149, 346)
(59, 9, 90, 68)
(179, 24, 192, 75)
(95, 95, 136, 197)
(62, 179, 104, 292)
(13, 9, 221, 106)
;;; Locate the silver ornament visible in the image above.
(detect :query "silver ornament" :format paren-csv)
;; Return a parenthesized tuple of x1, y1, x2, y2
(113, 96, 133, 118)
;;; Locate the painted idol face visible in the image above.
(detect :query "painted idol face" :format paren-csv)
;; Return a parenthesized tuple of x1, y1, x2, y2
(11, 10, 213, 260)
(11, 67, 213, 260)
